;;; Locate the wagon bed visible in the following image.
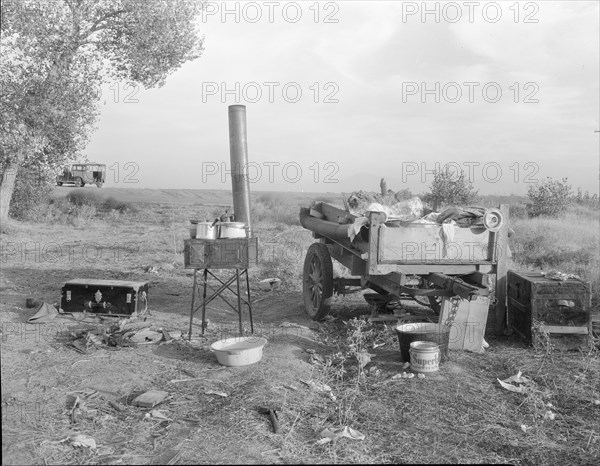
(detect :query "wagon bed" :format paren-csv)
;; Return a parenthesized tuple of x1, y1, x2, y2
(299, 202, 510, 335)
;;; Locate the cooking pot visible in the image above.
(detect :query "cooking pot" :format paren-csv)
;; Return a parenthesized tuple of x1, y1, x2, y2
(193, 220, 219, 240)
(219, 222, 247, 239)
(210, 336, 267, 366)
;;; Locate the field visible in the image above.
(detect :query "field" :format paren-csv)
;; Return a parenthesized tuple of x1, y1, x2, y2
(1, 187, 598, 465)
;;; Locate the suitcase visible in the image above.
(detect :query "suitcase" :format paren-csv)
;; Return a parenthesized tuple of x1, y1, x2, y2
(60, 279, 149, 316)
(507, 270, 591, 350)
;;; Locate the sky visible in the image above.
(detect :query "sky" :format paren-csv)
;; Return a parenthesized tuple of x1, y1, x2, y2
(85, 0, 600, 196)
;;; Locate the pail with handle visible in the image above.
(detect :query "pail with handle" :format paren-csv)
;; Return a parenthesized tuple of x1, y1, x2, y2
(395, 322, 450, 363)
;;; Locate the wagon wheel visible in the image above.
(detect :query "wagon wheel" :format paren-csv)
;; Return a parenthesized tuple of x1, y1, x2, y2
(303, 243, 334, 321)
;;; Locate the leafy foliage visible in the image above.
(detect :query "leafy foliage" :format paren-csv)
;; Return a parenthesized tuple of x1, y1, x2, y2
(526, 177, 572, 217)
(422, 166, 479, 209)
(0, 0, 205, 221)
(8, 165, 54, 220)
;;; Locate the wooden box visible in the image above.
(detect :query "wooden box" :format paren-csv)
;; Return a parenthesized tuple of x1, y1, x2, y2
(439, 295, 490, 351)
(61, 279, 149, 316)
(507, 270, 591, 350)
(184, 238, 258, 269)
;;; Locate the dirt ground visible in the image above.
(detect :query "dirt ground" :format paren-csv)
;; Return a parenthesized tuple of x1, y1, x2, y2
(1, 189, 599, 465)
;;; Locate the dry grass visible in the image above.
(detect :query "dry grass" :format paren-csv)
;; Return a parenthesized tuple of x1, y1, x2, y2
(1, 191, 598, 465)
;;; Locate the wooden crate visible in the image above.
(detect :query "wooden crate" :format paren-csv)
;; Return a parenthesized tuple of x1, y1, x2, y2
(61, 279, 148, 316)
(184, 238, 258, 269)
(507, 270, 591, 350)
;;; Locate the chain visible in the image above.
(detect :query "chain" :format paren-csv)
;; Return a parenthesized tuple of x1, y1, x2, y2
(443, 297, 461, 331)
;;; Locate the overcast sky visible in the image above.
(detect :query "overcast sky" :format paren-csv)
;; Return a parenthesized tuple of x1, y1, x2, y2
(85, 1, 600, 195)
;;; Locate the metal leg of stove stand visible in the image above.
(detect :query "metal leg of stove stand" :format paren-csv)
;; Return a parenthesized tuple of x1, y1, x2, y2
(236, 268, 243, 335)
(188, 269, 198, 341)
(201, 268, 208, 335)
(245, 269, 254, 333)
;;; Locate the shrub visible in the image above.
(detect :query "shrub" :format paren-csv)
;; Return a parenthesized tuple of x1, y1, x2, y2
(101, 196, 135, 213)
(527, 177, 572, 217)
(423, 166, 479, 210)
(508, 203, 528, 219)
(66, 190, 103, 208)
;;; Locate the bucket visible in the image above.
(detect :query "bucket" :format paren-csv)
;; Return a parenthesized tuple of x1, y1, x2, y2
(219, 222, 247, 239)
(395, 322, 450, 363)
(409, 341, 440, 372)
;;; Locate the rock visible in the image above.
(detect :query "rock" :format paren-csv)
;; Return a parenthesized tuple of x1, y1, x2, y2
(25, 297, 43, 308)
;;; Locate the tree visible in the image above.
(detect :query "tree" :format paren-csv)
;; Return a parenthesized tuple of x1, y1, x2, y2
(527, 177, 572, 217)
(423, 166, 479, 210)
(0, 0, 205, 222)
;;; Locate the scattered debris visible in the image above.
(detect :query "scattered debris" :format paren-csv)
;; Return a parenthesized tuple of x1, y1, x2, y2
(300, 379, 336, 401)
(69, 434, 97, 449)
(280, 321, 309, 329)
(317, 426, 365, 444)
(520, 424, 530, 434)
(27, 302, 59, 324)
(205, 390, 228, 397)
(130, 328, 163, 345)
(133, 390, 169, 408)
(145, 409, 172, 421)
(417, 373, 426, 379)
(497, 371, 535, 394)
(259, 278, 282, 291)
(544, 410, 556, 420)
(258, 406, 281, 433)
(402, 362, 411, 370)
(543, 270, 581, 281)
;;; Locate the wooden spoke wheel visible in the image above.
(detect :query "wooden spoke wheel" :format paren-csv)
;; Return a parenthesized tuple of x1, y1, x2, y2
(302, 243, 334, 321)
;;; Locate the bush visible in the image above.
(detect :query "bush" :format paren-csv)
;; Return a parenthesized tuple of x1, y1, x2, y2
(66, 190, 103, 208)
(423, 166, 479, 210)
(527, 177, 572, 217)
(508, 203, 528, 219)
(101, 196, 135, 213)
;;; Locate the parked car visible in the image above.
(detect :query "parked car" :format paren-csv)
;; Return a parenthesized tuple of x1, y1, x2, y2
(56, 163, 106, 187)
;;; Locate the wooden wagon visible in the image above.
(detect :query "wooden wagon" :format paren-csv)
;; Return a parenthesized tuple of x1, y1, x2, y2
(299, 202, 510, 336)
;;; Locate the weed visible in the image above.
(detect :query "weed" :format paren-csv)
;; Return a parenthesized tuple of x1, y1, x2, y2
(66, 190, 103, 208)
(102, 196, 135, 213)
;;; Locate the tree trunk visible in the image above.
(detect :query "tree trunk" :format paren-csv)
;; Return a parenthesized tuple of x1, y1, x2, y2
(0, 159, 21, 223)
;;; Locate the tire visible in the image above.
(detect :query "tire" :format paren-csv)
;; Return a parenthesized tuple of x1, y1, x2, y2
(303, 243, 334, 320)
(75, 177, 83, 187)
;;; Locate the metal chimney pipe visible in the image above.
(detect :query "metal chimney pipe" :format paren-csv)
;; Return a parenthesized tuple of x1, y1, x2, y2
(228, 105, 252, 236)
